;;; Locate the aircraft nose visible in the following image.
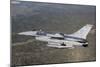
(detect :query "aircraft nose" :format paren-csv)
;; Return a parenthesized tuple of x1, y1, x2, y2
(18, 31, 37, 36)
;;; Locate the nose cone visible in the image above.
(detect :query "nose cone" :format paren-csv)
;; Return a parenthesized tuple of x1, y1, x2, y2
(18, 31, 37, 36)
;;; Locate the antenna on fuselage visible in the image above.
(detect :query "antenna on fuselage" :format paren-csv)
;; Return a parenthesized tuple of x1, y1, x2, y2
(39, 29, 42, 31)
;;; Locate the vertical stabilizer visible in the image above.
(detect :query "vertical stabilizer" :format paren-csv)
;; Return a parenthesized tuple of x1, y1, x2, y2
(69, 24, 93, 39)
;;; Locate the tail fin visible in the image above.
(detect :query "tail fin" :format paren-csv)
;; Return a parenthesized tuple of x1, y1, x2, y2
(69, 24, 93, 39)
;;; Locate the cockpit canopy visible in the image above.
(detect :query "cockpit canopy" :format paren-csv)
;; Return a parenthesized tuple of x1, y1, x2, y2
(36, 31, 47, 36)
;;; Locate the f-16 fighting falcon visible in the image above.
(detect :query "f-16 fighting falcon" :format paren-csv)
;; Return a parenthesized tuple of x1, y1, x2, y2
(18, 24, 93, 48)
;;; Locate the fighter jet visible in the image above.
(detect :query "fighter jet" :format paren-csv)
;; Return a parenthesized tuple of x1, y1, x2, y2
(18, 24, 93, 48)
